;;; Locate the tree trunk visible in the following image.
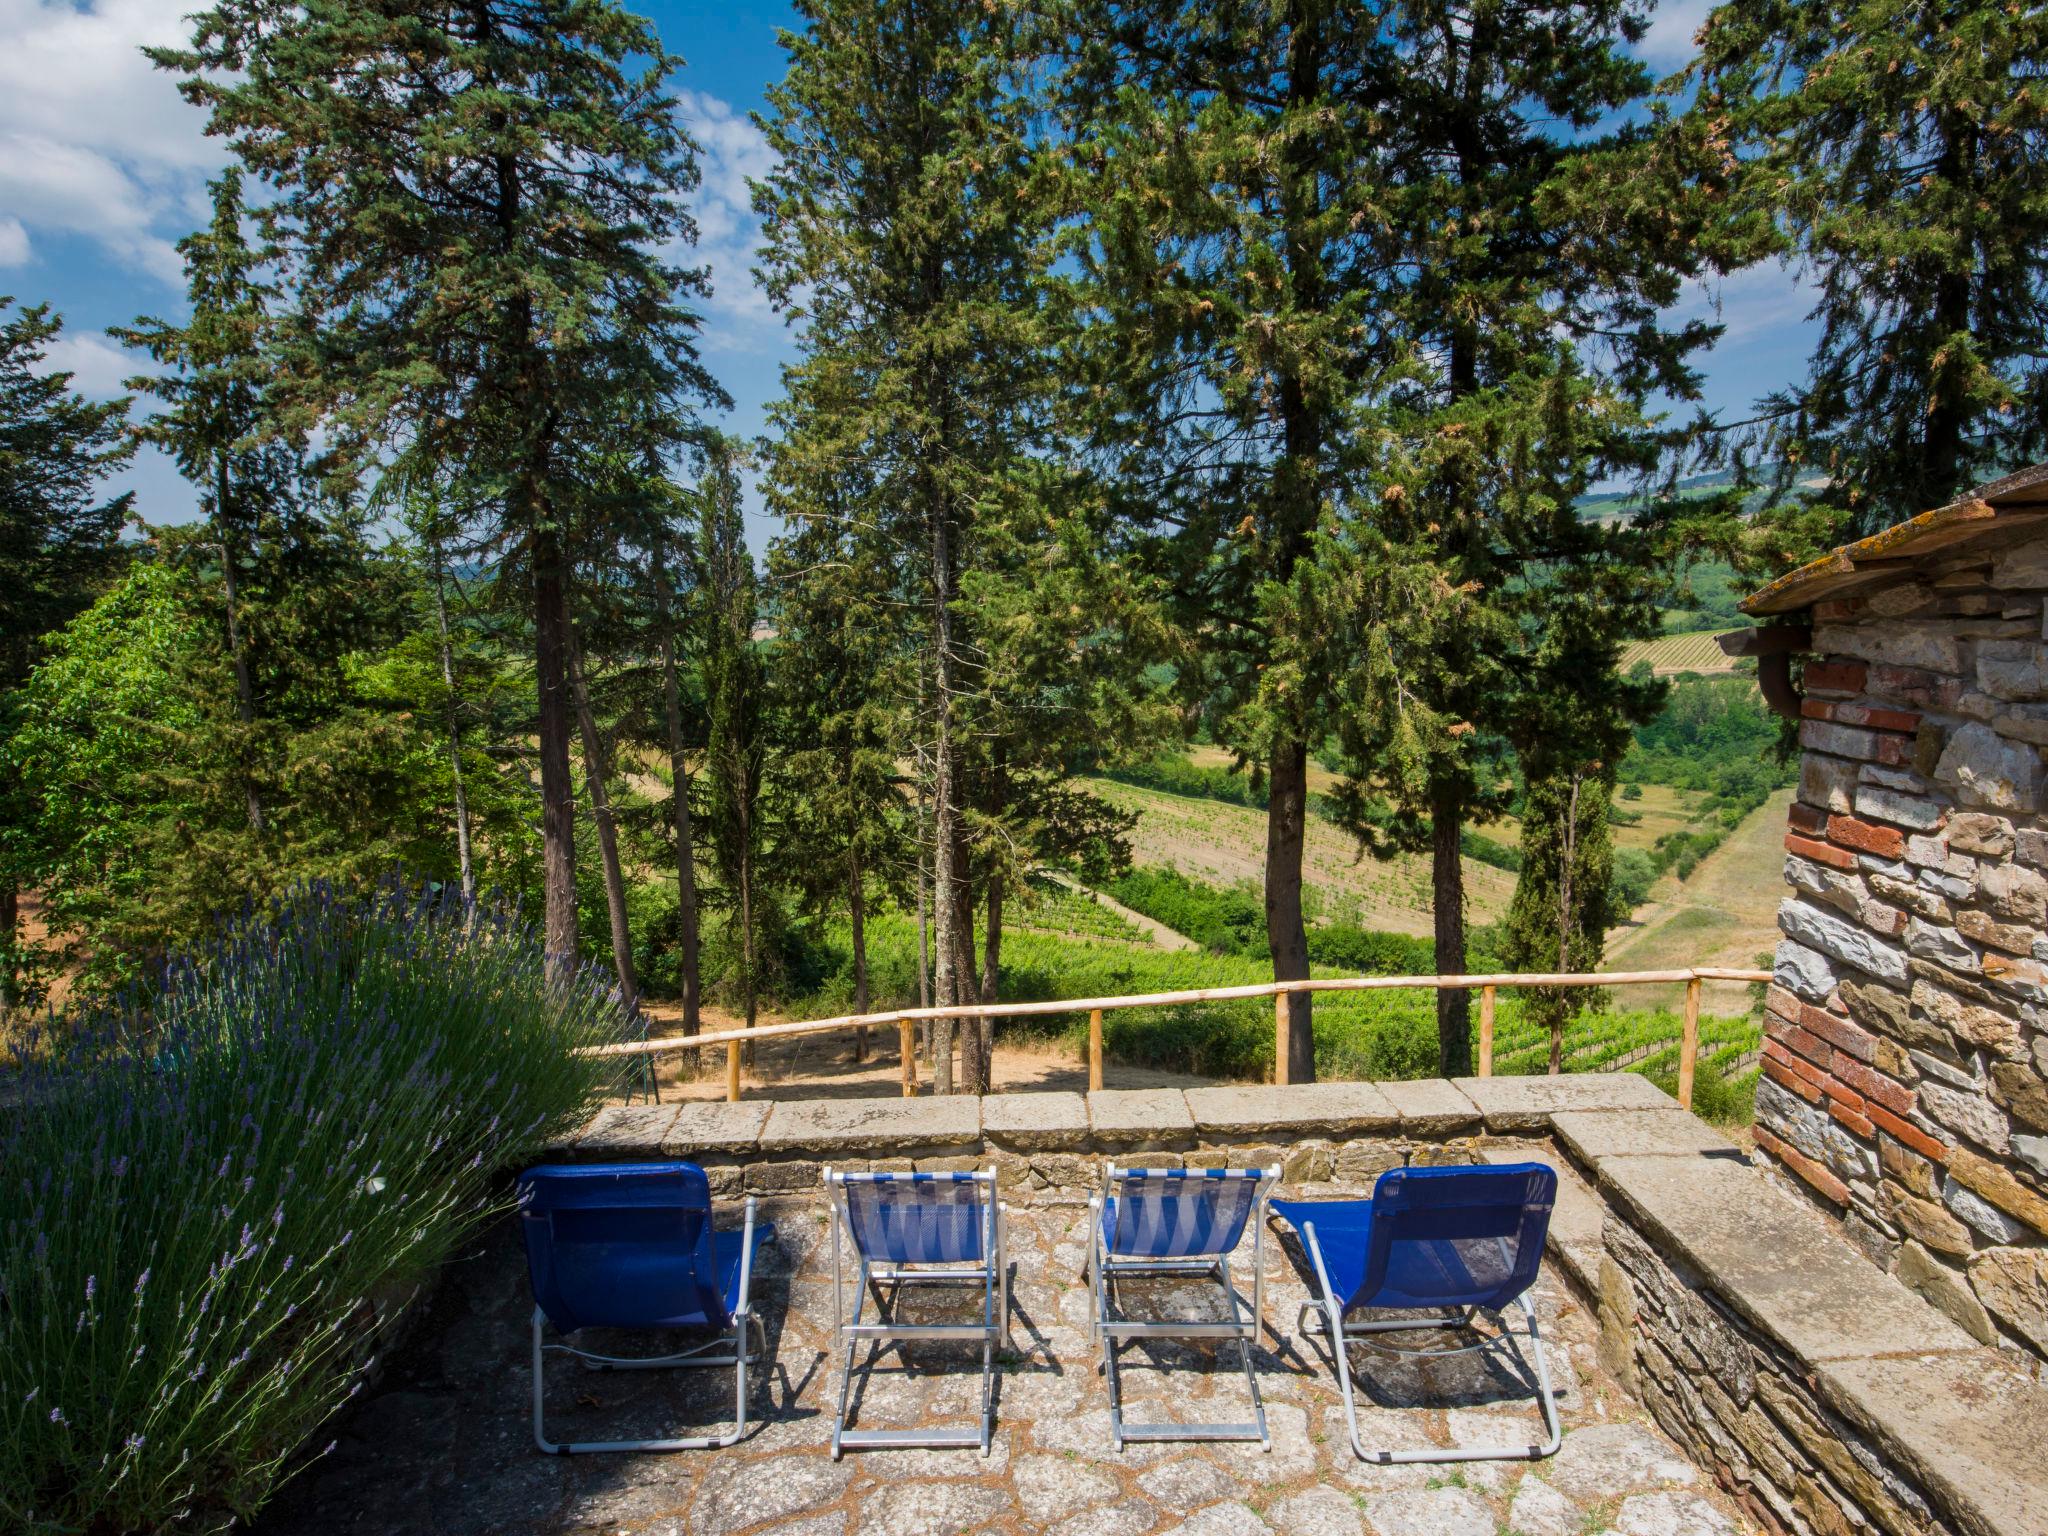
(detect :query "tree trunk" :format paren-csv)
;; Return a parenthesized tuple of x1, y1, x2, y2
(849, 838, 869, 1063)
(532, 523, 579, 973)
(428, 535, 475, 902)
(929, 502, 959, 1095)
(0, 880, 17, 1030)
(1265, 738, 1316, 1084)
(1549, 772, 1582, 1076)
(568, 628, 638, 1016)
(653, 533, 702, 1036)
(1432, 784, 1472, 1077)
(216, 454, 263, 837)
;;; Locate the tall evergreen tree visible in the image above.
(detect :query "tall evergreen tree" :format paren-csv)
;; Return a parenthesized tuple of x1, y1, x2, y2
(1690, 0, 2048, 530)
(1317, 0, 1713, 1076)
(1053, 0, 1407, 1082)
(0, 299, 133, 1019)
(155, 0, 725, 971)
(755, 0, 1047, 1091)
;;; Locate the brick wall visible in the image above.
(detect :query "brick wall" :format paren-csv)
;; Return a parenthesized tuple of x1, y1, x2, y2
(1760, 533, 2048, 1362)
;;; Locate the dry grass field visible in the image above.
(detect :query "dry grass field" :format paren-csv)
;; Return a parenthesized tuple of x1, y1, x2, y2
(1087, 776, 1517, 935)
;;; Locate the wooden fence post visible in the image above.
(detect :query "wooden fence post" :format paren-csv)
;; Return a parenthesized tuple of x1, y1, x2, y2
(900, 1018, 917, 1097)
(1088, 1008, 1103, 1093)
(725, 1039, 742, 1103)
(1274, 989, 1291, 1086)
(1479, 985, 1496, 1078)
(1679, 976, 1701, 1111)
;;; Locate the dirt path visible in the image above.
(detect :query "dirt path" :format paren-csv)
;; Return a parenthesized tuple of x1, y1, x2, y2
(628, 1001, 1222, 1102)
(1038, 870, 1197, 951)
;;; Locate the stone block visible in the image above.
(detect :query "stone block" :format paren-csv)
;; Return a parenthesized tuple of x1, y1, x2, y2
(1958, 908, 2038, 956)
(1854, 789, 1944, 835)
(758, 1095, 980, 1156)
(1332, 1138, 1405, 1183)
(1906, 915, 1981, 971)
(1865, 872, 1951, 922)
(1549, 1107, 1739, 1165)
(1949, 812, 2017, 857)
(1894, 1240, 1997, 1344)
(1780, 899, 1911, 985)
(1974, 639, 2048, 701)
(982, 1090, 1090, 1150)
(1919, 1080, 2010, 1154)
(1183, 1080, 1398, 1139)
(1775, 940, 1838, 1001)
(1942, 1173, 2028, 1243)
(660, 1099, 772, 1158)
(1990, 1061, 2048, 1132)
(1814, 1351, 2048, 1536)
(1802, 719, 1882, 763)
(571, 1103, 680, 1160)
(1946, 1144, 2048, 1235)
(1934, 721, 2045, 811)
(1376, 1077, 1482, 1135)
(1029, 1152, 1099, 1189)
(1449, 1070, 1670, 1131)
(1801, 752, 1860, 814)
(1980, 860, 2048, 922)
(1967, 1246, 2048, 1356)
(745, 1158, 823, 1193)
(2010, 1131, 2048, 1178)
(1878, 1181, 1972, 1255)
(1786, 854, 1866, 913)
(1592, 1152, 1980, 1365)
(1085, 1088, 1193, 1147)
(1811, 622, 1962, 675)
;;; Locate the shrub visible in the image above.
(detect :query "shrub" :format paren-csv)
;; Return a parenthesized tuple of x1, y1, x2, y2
(0, 883, 624, 1534)
(1102, 866, 1268, 955)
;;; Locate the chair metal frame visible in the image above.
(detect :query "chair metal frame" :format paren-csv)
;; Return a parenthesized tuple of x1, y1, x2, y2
(1087, 1163, 1281, 1451)
(528, 1191, 767, 1455)
(826, 1167, 1009, 1458)
(1282, 1167, 1562, 1466)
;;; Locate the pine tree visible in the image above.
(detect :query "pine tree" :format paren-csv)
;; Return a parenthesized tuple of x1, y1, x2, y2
(1316, 0, 1713, 1077)
(0, 299, 133, 1018)
(1690, 0, 2048, 530)
(154, 0, 725, 972)
(755, 0, 1048, 1091)
(1053, 0, 1411, 1082)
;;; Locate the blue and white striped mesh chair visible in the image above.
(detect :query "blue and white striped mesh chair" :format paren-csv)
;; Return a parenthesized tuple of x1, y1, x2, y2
(1088, 1164, 1281, 1450)
(825, 1167, 1009, 1458)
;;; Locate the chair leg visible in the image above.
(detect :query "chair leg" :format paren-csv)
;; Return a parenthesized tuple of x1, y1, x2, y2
(531, 1306, 757, 1455)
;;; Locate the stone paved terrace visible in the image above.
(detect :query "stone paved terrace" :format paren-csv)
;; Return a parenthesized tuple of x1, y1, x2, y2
(249, 1077, 2048, 1536)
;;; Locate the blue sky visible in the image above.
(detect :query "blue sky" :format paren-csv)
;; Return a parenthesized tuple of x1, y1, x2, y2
(1, 0, 1817, 547)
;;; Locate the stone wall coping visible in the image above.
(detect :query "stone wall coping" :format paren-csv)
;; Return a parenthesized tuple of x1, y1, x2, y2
(1813, 1352, 2048, 1536)
(566, 1103, 681, 1159)
(982, 1090, 1090, 1150)
(1182, 1081, 1400, 1137)
(1453, 1070, 1675, 1131)
(1085, 1087, 1197, 1145)
(1375, 1077, 1484, 1134)
(660, 1099, 773, 1158)
(757, 1095, 982, 1155)
(1593, 1150, 1980, 1364)
(1547, 1107, 1740, 1164)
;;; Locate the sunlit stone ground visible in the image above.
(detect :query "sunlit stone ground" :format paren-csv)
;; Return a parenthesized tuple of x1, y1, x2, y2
(252, 1182, 1752, 1536)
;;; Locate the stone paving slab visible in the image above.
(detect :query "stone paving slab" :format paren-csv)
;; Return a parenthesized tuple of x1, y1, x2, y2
(983, 1090, 1091, 1150)
(1087, 1088, 1196, 1146)
(1547, 1108, 1741, 1165)
(757, 1095, 982, 1155)
(662, 1100, 774, 1158)
(1814, 1351, 2048, 1536)
(1453, 1072, 1673, 1131)
(1184, 1082, 1399, 1139)
(1375, 1078, 1482, 1135)
(1595, 1151, 1980, 1364)
(250, 1167, 1751, 1536)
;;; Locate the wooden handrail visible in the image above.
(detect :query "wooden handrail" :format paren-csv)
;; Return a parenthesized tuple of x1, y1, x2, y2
(590, 965, 1771, 1060)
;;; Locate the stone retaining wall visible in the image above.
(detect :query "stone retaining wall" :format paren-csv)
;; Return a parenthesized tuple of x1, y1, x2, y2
(1760, 533, 2048, 1364)
(557, 1078, 2048, 1536)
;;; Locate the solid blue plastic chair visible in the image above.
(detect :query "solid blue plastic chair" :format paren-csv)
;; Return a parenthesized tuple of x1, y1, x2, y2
(826, 1167, 1008, 1458)
(1088, 1164, 1280, 1450)
(1272, 1163, 1560, 1464)
(518, 1162, 775, 1453)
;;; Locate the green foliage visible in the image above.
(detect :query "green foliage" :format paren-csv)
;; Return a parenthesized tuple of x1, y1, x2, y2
(1624, 674, 1795, 825)
(1505, 764, 1622, 1061)
(0, 883, 622, 1533)
(1098, 755, 1269, 811)
(1688, 0, 2048, 534)
(1102, 867, 1267, 957)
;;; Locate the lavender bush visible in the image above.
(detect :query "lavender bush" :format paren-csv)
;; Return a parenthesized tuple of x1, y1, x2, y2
(0, 883, 625, 1533)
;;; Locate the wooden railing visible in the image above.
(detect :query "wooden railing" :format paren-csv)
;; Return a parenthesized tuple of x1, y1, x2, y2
(586, 965, 1771, 1113)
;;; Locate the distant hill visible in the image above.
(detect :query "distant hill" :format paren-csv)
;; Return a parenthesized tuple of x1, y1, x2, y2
(1575, 466, 1829, 522)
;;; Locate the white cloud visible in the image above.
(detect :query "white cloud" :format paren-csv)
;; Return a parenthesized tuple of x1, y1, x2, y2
(0, 216, 27, 265)
(36, 329, 147, 398)
(1674, 259, 1817, 343)
(0, 0, 224, 284)
(1634, 0, 1716, 72)
(675, 89, 781, 335)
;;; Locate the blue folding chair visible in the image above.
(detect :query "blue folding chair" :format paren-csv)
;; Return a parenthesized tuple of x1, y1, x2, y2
(518, 1162, 775, 1454)
(1272, 1162, 1560, 1465)
(826, 1168, 1009, 1458)
(1088, 1164, 1281, 1450)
